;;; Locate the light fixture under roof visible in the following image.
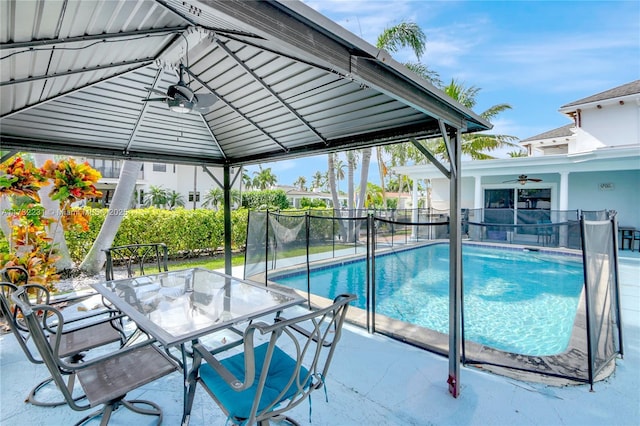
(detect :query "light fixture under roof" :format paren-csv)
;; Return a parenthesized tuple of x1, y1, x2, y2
(503, 174, 543, 185)
(141, 64, 217, 114)
(168, 98, 194, 113)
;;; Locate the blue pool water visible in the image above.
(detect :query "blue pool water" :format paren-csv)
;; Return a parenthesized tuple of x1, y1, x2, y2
(271, 243, 584, 356)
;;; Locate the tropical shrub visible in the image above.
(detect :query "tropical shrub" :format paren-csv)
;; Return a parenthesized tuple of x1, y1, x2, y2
(241, 189, 289, 210)
(1, 156, 102, 288)
(65, 207, 249, 262)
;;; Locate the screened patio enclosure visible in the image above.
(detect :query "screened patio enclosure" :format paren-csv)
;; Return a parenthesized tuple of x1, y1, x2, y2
(1, 0, 492, 397)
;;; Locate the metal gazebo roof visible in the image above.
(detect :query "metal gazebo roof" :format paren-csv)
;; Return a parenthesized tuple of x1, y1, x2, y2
(1, 0, 491, 399)
(1, 0, 490, 165)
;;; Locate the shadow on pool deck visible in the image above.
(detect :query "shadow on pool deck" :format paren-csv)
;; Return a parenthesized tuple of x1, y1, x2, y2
(1, 251, 638, 425)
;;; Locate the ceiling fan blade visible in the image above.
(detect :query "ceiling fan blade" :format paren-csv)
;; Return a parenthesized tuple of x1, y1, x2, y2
(141, 98, 167, 102)
(528, 178, 543, 182)
(194, 106, 216, 115)
(144, 87, 167, 96)
(194, 93, 218, 108)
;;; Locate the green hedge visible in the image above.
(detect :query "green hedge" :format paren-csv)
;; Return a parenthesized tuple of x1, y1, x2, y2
(65, 207, 248, 262)
(242, 189, 290, 210)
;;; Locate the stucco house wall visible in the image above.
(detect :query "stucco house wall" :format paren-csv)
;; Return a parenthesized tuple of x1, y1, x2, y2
(568, 169, 639, 227)
(574, 103, 638, 153)
(393, 80, 640, 230)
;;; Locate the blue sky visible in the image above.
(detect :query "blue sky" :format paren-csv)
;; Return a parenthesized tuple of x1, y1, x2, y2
(245, 0, 640, 188)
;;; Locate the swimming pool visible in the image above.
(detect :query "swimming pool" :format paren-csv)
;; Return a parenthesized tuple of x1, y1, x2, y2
(270, 243, 585, 356)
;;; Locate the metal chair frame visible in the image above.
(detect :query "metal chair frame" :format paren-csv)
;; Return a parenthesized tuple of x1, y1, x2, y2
(1, 281, 128, 407)
(11, 286, 178, 425)
(632, 230, 640, 252)
(183, 293, 356, 426)
(104, 243, 168, 281)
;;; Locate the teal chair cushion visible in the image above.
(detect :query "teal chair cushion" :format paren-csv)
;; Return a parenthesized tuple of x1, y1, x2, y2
(199, 343, 310, 420)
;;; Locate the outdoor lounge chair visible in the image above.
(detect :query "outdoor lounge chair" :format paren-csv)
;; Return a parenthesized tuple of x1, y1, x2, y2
(104, 243, 168, 281)
(0, 282, 128, 407)
(11, 286, 178, 425)
(182, 293, 356, 426)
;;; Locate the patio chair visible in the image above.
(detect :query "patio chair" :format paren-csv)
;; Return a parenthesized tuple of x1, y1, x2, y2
(183, 293, 356, 426)
(620, 228, 634, 250)
(632, 230, 640, 252)
(537, 219, 553, 246)
(11, 286, 178, 425)
(104, 243, 168, 281)
(1, 265, 29, 284)
(1, 265, 109, 307)
(0, 282, 127, 407)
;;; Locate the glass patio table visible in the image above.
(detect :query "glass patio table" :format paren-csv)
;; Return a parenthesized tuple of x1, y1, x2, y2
(91, 267, 305, 423)
(91, 267, 304, 348)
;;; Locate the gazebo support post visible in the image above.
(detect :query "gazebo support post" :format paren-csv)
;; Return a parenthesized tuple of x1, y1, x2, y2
(223, 165, 232, 275)
(447, 125, 463, 398)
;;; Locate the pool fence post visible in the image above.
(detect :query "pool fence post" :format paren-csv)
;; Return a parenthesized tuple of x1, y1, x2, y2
(367, 213, 373, 333)
(306, 211, 311, 310)
(446, 123, 463, 399)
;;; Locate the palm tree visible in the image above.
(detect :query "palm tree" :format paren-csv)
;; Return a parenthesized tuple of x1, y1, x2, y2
(80, 160, 142, 275)
(203, 187, 241, 210)
(364, 182, 384, 208)
(166, 190, 185, 210)
(228, 189, 242, 208)
(143, 185, 169, 208)
(293, 176, 307, 191)
(345, 152, 357, 214)
(203, 188, 224, 211)
(311, 171, 324, 191)
(252, 165, 277, 190)
(376, 21, 427, 60)
(327, 153, 347, 240)
(334, 159, 345, 194)
(361, 20, 432, 213)
(508, 150, 528, 158)
(424, 79, 518, 160)
(242, 171, 253, 190)
(327, 153, 338, 206)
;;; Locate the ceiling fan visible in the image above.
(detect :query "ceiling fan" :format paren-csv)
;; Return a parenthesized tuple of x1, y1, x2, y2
(142, 64, 218, 114)
(503, 174, 543, 185)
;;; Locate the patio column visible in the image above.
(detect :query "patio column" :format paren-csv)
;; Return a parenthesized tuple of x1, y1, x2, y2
(472, 175, 483, 240)
(559, 171, 570, 247)
(559, 171, 569, 210)
(474, 176, 483, 210)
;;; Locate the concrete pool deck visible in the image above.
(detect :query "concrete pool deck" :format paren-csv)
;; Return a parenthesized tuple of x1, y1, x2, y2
(1, 250, 638, 425)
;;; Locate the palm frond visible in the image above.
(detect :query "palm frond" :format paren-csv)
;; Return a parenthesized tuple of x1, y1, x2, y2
(404, 62, 443, 87)
(376, 21, 426, 60)
(481, 103, 512, 121)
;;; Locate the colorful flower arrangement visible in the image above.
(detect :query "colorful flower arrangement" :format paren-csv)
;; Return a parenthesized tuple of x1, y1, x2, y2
(0, 156, 102, 288)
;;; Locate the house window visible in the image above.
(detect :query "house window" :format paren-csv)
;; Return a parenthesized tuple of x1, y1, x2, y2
(189, 191, 200, 202)
(485, 189, 514, 209)
(517, 188, 551, 210)
(139, 189, 144, 205)
(484, 187, 553, 239)
(153, 163, 166, 172)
